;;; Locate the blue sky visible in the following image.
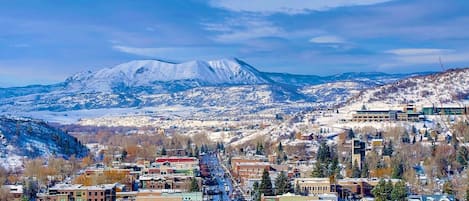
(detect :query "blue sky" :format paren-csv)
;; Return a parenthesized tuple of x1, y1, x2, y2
(1, 0, 469, 87)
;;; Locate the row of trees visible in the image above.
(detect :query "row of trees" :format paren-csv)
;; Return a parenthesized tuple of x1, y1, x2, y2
(251, 169, 292, 201)
(371, 179, 407, 201)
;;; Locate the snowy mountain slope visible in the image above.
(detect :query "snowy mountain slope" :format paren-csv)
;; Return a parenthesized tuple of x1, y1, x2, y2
(64, 58, 273, 93)
(264, 72, 429, 87)
(300, 81, 370, 106)
(0, 116, 88, 168)
(344, 68, 469, 108)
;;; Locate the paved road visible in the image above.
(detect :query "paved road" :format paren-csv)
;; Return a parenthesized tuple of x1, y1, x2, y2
(201, 152, 243, 201)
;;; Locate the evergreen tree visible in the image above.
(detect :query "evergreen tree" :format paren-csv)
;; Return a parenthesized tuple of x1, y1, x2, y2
(392, 162, 404, 179)
(311, 162, 324, 178)
(23, 178, 38, 201)
(456, 146, 468, 167)
(193, 145, 199, 157)
(260, 169, 274, 196)
(384, 180, 393, 200)
(252, 181, 261, 201)
(391, 181, 407, 201)
(161, 147, 167, 155)
(189, 178, 199, 192)
(329, 157, 339, 177)
(316, 141, 331, 163)
(372, 179, 387, 201)
(348, 129, 355, 139)
(412, 125, 417, 134)
(275, 171, 289, 195)
(401, 131, 410, 143)
(412, 135, 416, 144)
(278, 142, 283, 153)
(383, 140, 394, 156)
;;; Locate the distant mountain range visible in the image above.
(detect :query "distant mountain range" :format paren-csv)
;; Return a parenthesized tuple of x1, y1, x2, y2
(0, 58, 439, 118)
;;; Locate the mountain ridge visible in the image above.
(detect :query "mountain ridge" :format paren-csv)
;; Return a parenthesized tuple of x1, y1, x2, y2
(0, 58, 447, 120)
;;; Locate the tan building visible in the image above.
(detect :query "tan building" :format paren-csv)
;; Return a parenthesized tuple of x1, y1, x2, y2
(262, 192, 338, 201)
(139, 174, 199, 191)
(37, 184, 117, 201)
(235, 162, 270, 186)
(135, 190, 203, 201)
(294, 178, 332, 195)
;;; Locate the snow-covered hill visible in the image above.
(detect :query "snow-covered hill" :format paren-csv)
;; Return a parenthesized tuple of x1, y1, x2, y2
(345, 68, 469, 109)
(0, 116, 88, 169)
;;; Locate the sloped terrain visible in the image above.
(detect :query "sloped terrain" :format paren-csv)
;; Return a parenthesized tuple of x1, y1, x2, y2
(0, 117, 88, 168)
(345, 68, 469, 108)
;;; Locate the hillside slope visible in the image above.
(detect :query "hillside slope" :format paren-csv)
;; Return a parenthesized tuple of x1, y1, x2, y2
(344, 68, 469, 109)
(0, 117, 89, 168)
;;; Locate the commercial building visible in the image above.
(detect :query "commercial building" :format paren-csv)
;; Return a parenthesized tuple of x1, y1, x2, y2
(352, 105, 422, 122)
(294, 178, 332, 195)
(422, 105, 468, 115)
(262, 192, 338, 201)
(37, 184, 117, 201)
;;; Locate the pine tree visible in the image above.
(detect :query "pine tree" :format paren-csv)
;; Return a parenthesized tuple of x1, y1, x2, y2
(278, 142, 283, 153)
(401, 131, 410, 143)
(392, 162, 404, 179)
(383, 140, 394, 156)
(252, 181, 261, 201)
(311, 162, 324, 178)
(190, 177, 199, 192)
(372, 179, 387, 201)
(275, 171, 289, 195)
(391, 181, 407, 201)
(316, 141, 331, 163)
(456, 146, 468, 167)
(348, 129, 355, 139)
(384, 180, 393, 200)
(161, 147, 167, 155)
(260, 169, 274, 196)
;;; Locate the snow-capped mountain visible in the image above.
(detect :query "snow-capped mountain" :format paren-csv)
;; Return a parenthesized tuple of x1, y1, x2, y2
(345, 68, 469, 109)
(0, 58, 434, 122)
(0, 116, 88, 169)
(64, 58, 273, 93)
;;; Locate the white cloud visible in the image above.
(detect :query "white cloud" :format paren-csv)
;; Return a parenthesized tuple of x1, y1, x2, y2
(309, 35, 345, 44)
(209, 0, 393, 14)
(112, 45, 235, 60)
(113, 45, 167, 57)
(385, 48, 452, 56)
(202, 16, 284, 43)
(379, 49, 469, 70)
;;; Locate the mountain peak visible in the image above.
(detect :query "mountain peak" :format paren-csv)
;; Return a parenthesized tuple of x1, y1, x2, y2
(65, 58, 272, 92)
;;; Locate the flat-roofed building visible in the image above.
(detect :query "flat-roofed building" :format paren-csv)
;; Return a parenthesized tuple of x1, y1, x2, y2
(294, 178, 331, 195)
(37, 183, 117, 201)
